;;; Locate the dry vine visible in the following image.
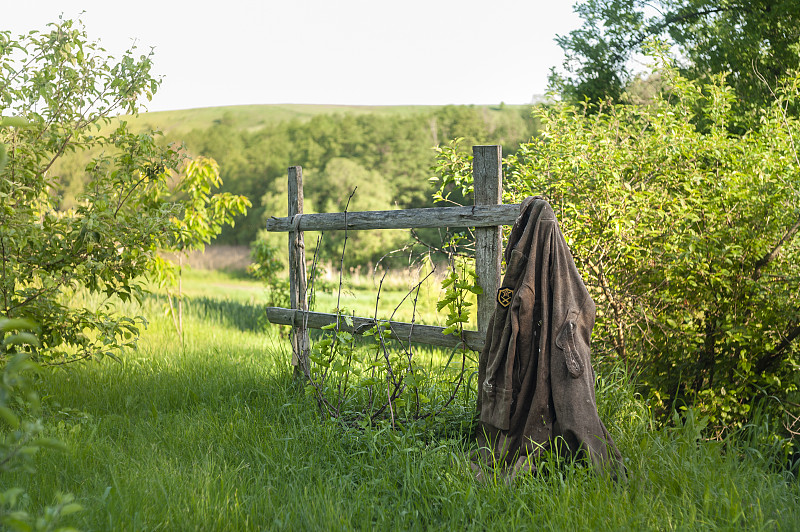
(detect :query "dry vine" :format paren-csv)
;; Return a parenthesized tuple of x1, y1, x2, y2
(298, 188, 479, 431)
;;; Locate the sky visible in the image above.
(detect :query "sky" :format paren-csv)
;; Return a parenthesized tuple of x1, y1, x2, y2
(5, 0, 583, 113)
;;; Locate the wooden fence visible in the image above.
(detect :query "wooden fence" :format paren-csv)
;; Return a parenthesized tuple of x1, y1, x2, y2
(264, 145, 520, 373)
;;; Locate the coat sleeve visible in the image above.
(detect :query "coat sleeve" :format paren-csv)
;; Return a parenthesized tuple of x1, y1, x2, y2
(479, 247, 528, 431)
(548, 226, 617, 466)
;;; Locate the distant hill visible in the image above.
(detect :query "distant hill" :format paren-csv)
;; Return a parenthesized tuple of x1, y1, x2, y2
(119, 103, 532, 135)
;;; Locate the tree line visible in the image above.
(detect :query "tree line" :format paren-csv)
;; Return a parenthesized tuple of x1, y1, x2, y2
(177, 105, 539, 255)
(49, 102, 540, 266)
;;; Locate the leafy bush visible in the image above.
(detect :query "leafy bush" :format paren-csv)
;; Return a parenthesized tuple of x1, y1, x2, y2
(519, 64, 800, 430)
(0, 319, 80, 531)
(1, 20, 249, 363)
(437, 58, 800, 433)
(151, 157, 250, 341)
(0, 19, 187, 364)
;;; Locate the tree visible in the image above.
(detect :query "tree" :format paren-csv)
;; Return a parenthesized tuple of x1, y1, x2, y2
(552, 0, 800, 124)
(1, 18, 184, 364)
(314, 157, 408, 267)
(2, 119, 79, 531)
(151, 157, 250, 342)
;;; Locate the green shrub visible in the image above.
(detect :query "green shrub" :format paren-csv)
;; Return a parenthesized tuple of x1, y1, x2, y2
(437, 57, 800, 434)
(514, 62, 800, 430)
(1, 19, 183, 364)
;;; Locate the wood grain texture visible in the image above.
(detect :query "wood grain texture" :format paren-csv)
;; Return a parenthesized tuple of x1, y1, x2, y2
(288, 166, 310, 374)
(265, 204, 520, 232)
(472, 145, 503, 338)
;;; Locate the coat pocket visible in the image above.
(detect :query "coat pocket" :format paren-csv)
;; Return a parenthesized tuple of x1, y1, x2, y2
(480, 382, 513, 431)
(555, 309, 584, 378)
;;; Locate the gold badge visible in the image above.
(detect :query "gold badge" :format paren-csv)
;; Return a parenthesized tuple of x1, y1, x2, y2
(497, 287, 513, 308)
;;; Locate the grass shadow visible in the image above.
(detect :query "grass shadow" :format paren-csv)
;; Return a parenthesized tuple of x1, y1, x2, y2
(141, 293, 268, 332)
(183, 295, 267, 331)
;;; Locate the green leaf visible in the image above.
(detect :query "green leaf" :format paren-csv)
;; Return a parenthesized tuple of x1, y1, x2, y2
(0, 318, 37, 333)
(0, 116, 29, 128)
(0, 406, 20, 430)
(2, 332, 41, 349)
(30, 438, 69, 452)
(59, 502, 83, 516)
(442, 324, 458, 336)
(1, 516, 32, 532)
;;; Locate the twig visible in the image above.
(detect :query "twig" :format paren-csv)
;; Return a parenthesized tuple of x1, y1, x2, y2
(363, 269, 392, 411)
(334, 188, 357, 326)
(1, 237, 9, 316)
(410, 227, 474, 259)
(784, 410, 800, 437)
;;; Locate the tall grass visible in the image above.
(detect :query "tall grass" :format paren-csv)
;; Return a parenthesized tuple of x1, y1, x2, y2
(4, 273, 800, 530)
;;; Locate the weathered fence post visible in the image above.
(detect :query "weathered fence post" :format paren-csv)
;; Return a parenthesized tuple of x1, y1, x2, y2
(473, 145, 503, 338)
(288, 166, 310, 378)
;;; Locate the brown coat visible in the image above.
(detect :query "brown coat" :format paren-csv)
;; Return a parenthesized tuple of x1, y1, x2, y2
(475, 197, 624, 478)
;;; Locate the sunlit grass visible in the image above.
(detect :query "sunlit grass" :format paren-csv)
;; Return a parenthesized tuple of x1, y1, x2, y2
(177, 265, 468, 327)
(6, 271, 800, 530)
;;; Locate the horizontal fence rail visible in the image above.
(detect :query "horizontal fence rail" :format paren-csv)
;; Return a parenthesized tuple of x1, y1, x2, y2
(266, 307, 486, 352)
(265, 204, 521, 233)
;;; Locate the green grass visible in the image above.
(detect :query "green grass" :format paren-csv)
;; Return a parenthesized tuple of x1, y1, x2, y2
(6, 272, 800, 531)
(174, 267, 456, 326)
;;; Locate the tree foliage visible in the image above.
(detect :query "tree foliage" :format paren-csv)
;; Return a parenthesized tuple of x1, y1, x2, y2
(439, 60, 800, 430)
(313, 157, 408, 267)
(552, 0, 800, 124)
(155, 105, 538, 250)
(0, 319, 81, 531)
(47, 99, 540, 266)
(0, 19, 188, 364)
(0, 19, 239, 365)
(151, 157, 250, 340)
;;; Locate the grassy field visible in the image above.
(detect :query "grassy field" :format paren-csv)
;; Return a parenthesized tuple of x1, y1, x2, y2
(112, 103, 531, 136)
(171, 267, 452, 326)
(6, 271, 800, 530)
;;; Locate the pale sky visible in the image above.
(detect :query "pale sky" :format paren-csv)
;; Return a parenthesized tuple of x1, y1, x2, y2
(6, 0, 582, 112)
